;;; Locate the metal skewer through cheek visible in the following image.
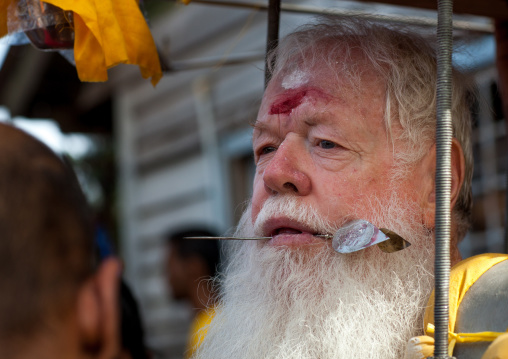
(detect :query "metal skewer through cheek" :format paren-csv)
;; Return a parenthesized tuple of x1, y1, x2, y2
(185, 220, 411, 254)
(184, 236, 272, 240)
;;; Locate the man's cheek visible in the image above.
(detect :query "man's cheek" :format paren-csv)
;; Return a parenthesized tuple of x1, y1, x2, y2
(251, 178, 266, 222)
(251, 199, 266, 225)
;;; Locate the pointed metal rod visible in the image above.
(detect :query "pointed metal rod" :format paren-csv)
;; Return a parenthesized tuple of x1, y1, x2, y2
(186, 236, 270, 240)
(184, 235, 331, 240)
(185, 233, 410, 254)
(185, 220, 411, 254)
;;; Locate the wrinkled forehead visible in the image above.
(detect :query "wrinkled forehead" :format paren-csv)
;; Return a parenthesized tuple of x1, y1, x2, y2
(271, 37, 380, 82)
(259, 58, 386, 116)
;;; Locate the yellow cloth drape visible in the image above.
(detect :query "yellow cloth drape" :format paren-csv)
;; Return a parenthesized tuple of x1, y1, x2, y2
(0, 0, 162, 86)
(44, 0, 162, 86)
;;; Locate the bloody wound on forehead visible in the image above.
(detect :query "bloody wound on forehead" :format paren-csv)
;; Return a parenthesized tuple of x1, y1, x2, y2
(268, 88, 334, 116)
(269, 90, 308, 115)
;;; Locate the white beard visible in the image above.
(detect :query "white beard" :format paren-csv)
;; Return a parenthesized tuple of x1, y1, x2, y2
(194, 193, 435, 359)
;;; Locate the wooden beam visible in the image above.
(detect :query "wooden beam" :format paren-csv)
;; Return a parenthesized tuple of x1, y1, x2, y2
(355, 0, 508, 19)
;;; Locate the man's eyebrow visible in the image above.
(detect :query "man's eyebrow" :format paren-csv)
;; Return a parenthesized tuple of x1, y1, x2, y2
(252, 121, 269, 138)
(304, 119, 317, 127)
(303, 114, 335, 127)
(303, 115, 346, 138)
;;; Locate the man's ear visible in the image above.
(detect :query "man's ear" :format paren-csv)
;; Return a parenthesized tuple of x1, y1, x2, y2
(450, 138, 466, 211)
(77, 258, 121, 359)
(420, 145, 436, 228)
(421, 139, 465, 228)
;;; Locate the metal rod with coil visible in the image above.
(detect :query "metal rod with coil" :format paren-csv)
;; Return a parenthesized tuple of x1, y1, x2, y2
(432, 0, 454, 357)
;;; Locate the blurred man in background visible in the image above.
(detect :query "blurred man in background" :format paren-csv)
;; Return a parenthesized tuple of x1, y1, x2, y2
(165, 229, 220, 359)
(0, 123, 121, 359)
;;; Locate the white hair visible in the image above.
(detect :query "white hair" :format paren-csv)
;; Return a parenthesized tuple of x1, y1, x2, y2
(267, 17, 474, 240)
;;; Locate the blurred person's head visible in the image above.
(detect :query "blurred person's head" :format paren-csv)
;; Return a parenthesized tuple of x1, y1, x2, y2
(0, 123, 121, 359)
(166, 229, 220, 311)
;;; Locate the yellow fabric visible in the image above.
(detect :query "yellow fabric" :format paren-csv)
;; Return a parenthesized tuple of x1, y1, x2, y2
(421, 253, 508, 357)
(186, 306, 216, 359)
(34, 0, 162, 86)
(481, 333, 508, 359)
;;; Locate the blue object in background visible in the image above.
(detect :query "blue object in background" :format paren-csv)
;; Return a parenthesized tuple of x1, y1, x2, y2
(95, 225, 115, 260)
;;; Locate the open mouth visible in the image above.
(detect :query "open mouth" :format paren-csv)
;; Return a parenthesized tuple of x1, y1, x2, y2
(261, 218, 326, 246)
(267, 226, 324, 247)
(272, 227, 302, 236)
(271, 227, 322, 237)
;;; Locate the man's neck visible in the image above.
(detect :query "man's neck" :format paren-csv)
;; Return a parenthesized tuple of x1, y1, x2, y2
(450, 225, 463, 267)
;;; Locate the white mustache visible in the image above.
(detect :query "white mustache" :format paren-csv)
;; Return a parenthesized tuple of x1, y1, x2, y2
(253, 196, 339, 237)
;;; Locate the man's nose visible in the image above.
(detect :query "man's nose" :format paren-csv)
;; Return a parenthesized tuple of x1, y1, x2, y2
(262, 140, 311, 196)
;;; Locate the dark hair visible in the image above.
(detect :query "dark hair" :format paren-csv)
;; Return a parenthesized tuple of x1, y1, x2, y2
(167, 228, 221, 277)
(0, 123, 94, 337)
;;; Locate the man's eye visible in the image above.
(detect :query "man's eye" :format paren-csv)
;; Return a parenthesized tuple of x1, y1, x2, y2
(260, 146, 276, 155)
(319, 140, 336, 149)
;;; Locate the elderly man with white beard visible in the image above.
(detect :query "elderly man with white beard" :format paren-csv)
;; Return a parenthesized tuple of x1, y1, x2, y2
(194, 18, 473, 359)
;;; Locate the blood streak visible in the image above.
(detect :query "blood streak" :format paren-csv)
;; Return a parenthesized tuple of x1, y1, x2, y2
(269, 90, 307, 115)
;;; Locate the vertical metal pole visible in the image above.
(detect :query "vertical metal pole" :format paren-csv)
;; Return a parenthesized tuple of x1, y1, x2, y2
(505, 161, 508, 253)
(265, 0, 280, 88)
(494, 20, 508, 254)
(433, 0, 454, 358)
